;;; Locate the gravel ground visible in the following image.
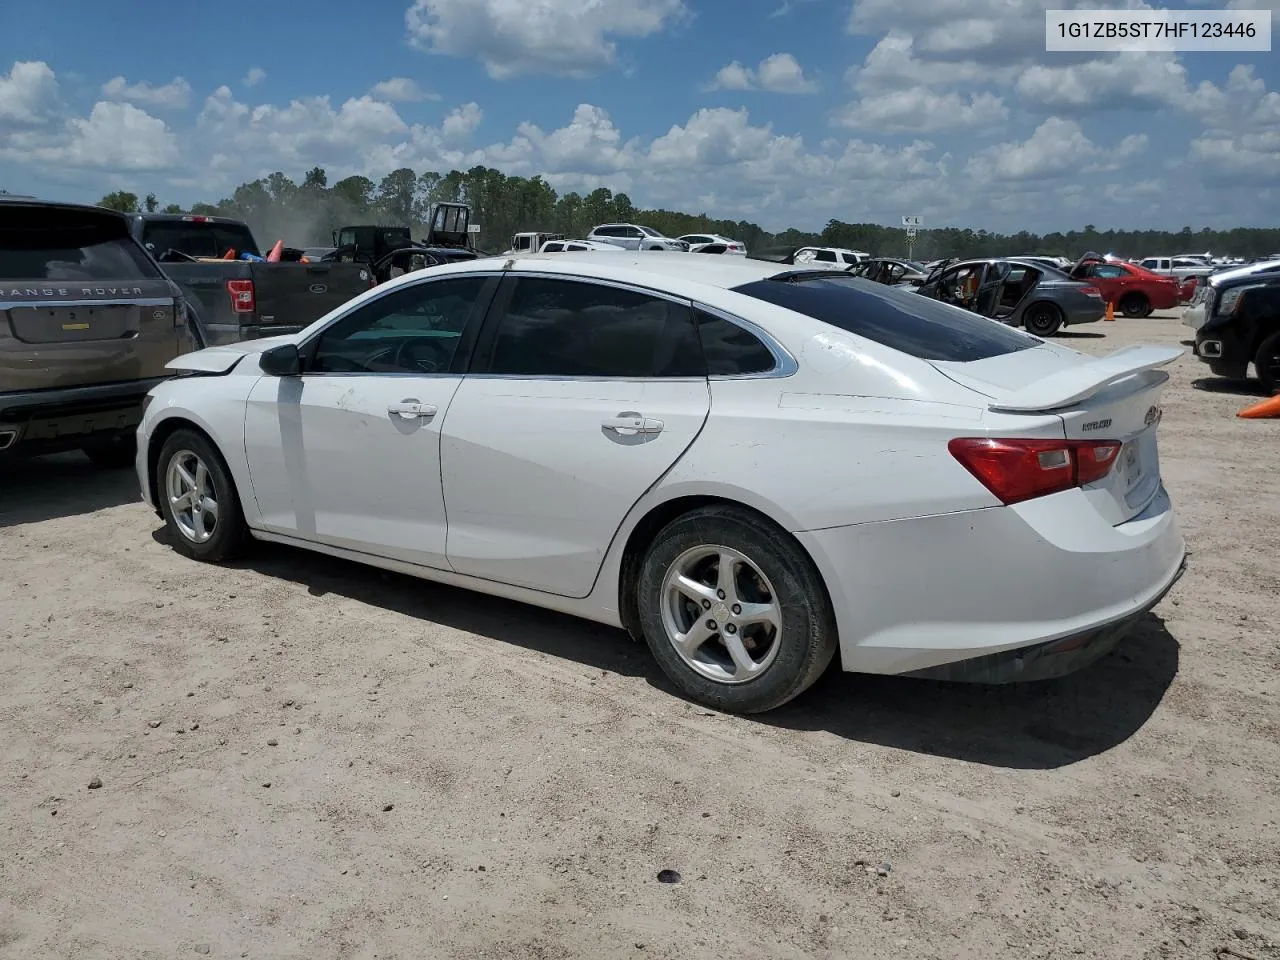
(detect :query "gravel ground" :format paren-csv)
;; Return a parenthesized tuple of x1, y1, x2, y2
(2, 311, 1278, 960)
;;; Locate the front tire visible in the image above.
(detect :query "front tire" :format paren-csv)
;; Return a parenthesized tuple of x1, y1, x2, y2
(1255, 331, 1280, 395)
(155, 429, 250, 562)
(636, 505, 838, 714)
(1023, 302, 1063, 337)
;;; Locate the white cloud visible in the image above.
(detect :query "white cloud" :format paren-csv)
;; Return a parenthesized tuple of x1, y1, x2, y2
(369, 77, 440, 102)
(101, 75, 192, 110)
(243, 67, 266, 87)
(705, 53, 817, 93)
(835, 88, 1008, 132)
(849, 32, 1018, 92)
(1, 101, 180, 171)
(440, 102, 482, 141)
(1015, 54, 1191, 111)
(0, 60, 58, 125)
(965, 117, 1147, 181)
(404, 0, 688, 78)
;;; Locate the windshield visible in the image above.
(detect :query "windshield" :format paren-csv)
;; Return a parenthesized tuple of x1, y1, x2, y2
(732, 274, 1039, 362)
(639, 226, 662, 238)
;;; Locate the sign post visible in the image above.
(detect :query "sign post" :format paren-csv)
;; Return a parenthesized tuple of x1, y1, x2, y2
(902, 216, 922, 259)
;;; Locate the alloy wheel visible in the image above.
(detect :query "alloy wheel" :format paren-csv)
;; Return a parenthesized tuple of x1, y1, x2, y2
(660, 545, 782, 683)
(165, 449, 219, 544)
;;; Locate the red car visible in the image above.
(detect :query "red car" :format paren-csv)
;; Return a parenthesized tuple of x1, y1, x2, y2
(1067, 252, 1186, 318)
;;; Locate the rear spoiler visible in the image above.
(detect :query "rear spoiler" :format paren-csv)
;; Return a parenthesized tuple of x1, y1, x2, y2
(988, 345, 1184, 412)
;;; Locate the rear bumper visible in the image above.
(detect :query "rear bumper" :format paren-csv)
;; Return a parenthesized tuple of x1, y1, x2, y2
(797, 483, 1187, 679)
(0, 377, 169, 458)
(903, 555, 1187, 682)
(1064, 301, 1105, 325)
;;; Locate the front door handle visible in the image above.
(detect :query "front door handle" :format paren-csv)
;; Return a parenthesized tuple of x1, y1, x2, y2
(388, 400, 438, 420)
(602, 412, 663, 436)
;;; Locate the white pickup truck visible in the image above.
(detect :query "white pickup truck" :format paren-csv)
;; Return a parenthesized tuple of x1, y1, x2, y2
(1136, 256, 1214, 283)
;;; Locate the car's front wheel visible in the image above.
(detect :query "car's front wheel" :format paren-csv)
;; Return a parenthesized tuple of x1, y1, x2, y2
(155, 428, 250, 562)
(636, 505, 838, 713)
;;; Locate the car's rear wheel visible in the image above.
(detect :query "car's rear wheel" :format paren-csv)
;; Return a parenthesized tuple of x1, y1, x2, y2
(1255, 331, 1280, 395)
(1023, 302, 1063, 337)
(83, 433, 137, 469)
(1120, 292, 1151, 318)
(636, 505, 837, 713)
(156, 429, 250, 562)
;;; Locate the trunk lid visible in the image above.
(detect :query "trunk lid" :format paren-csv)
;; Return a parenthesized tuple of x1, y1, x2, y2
(931, 344, 1181, 524)
(249, 262, 371, 330)
(1, 203, 182, 391)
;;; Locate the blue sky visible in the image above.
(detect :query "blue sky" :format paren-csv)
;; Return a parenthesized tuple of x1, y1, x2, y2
(1, 0, 1276, 234)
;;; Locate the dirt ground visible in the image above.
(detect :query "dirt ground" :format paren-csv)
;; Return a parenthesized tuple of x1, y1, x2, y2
(2, 310, 1278, 960)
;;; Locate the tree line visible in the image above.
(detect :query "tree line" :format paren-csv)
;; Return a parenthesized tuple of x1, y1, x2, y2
(96, 165, 1280, 260)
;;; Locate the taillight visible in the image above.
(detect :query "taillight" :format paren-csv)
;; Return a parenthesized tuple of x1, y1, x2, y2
(226, 278, 255, 314)
(1080, 285, 1102, 297)
(948, 438, 1121, 505)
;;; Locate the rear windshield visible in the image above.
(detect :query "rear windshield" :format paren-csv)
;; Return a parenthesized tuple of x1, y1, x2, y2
(0, 233, 159, 281)
(732, 275, 1040, 362)
(141, 220, 260, 259)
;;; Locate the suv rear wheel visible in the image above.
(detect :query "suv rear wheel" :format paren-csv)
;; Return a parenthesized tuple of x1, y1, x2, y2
(1255, 331, 1280, 394)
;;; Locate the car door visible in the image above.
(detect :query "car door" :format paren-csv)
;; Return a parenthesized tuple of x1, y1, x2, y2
(439, 273, 711, 597)
(972, 262, 1010, 317)
(243, 273, 497, 569)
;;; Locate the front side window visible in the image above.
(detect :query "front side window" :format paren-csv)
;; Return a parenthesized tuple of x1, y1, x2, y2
(542, 242, 564, 252)
(485, 277, 703, 378)
(310, 276, 488, 375)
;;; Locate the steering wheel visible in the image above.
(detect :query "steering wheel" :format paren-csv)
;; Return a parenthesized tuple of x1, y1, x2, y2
(391, 337, 448, 373)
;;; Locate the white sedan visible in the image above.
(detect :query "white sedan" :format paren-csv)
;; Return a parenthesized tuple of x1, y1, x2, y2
(137, 254, 1187, 713)
(678, 234, 746, 255)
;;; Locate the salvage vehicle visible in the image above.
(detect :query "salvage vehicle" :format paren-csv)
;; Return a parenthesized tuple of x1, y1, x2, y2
(1, 198, 200, 466)
(586, 224, 688, 252)
(130, 213, 372, 346)
(916, 257, 1105, 336)
(137, 254, 1185, 713)
(1189, 268, 1280, 393)
(507, 232, 566, 254)
(794, 246, 867, 266)
(849, 257, 928, 286)
(330, 204, 481, 283)
(538, 239, 624, 252)
(1137, 256, 1214, 284)
(678, 234, 746, 255)
(1067, 252, 1187, 318)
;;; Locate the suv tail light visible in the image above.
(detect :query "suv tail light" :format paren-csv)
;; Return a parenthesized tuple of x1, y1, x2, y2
(226, 278, 256, 314)
(948, 437, 1121, 505)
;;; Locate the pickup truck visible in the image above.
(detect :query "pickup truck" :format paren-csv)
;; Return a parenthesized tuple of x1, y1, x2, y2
(1135, 256, 1214, 284)
(1, 198, 200, 466)
(128, 213, 373, 346)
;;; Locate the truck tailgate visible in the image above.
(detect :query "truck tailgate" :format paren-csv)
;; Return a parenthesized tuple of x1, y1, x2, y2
(251, 262, 371, 334)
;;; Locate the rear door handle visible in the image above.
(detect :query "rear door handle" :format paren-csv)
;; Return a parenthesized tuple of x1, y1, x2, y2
(388, 400, 437, 420)
(602, 413, 663, 435)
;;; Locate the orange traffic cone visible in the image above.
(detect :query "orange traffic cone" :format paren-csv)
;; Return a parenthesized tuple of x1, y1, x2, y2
(266, 239, 284, 262)
(1237, 394, 1280, 418)
(1104, 301, 1115, 321)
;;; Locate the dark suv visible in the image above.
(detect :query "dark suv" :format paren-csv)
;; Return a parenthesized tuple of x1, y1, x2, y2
(1, 198, 200, 466)
(1189, 263, 1280, 393)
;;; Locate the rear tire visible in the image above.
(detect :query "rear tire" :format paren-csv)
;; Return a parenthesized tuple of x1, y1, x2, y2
(1255, 331, 1280, 395)
(155, 429, 250, 563)
(1023, 302, 1063, 337)
(1120, 293, 1150, 319)
(636, 505, 838, 714)
(83, 433, 137, 469)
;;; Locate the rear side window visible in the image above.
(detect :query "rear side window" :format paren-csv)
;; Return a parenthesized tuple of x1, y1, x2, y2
(485, 277, 703, 378)
(0, 233, 159, 281)
(142, 221, 259, 259)
(731, 275, 1039, 362)
(814, 251, 837, 262)
(695, 310, 776, 375)
(542, 242, 564, 252)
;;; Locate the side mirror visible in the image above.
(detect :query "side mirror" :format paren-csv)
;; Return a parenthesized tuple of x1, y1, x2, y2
(259, 343, 301, 376)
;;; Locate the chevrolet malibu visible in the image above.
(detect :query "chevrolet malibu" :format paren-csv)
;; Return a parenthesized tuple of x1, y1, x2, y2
(137, 255, 1187, 713)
